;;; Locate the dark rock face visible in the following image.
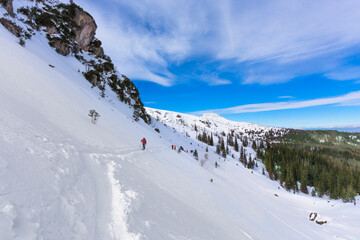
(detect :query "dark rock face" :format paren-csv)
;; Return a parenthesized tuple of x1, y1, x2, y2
(0, 0, 14, 17)
(52, 39, 70, 56)
(0, 18, 21, 37)
(73, 9, 97, 51)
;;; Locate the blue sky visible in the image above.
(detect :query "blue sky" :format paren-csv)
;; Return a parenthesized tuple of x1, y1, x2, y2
(78, 0, 360, 129)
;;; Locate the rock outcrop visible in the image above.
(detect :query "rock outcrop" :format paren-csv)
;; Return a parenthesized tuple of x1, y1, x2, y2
(51, 39, 70, 56)
(0, 0, 151, 124)
(0, 18, 21, 37)
(0, 0, 14, 17)
(74, 9, 97, 51)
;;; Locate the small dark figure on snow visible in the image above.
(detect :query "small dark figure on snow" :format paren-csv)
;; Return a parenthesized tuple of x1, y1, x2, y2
(179, 146, 184, 151)
(141, 138, 147, 150)
(172, 145, 174, 150)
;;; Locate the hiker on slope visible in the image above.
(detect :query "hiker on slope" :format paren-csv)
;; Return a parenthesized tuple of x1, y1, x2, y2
(141, 137, 147, 150)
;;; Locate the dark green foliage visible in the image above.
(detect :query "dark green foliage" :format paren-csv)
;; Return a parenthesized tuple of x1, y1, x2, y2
(263, 143, 360, 200)
(92, 39, 102, 47)
(242, 136, 248, 147)
(0, 0, 8, 6)
(193, 149, 198, 160)
(216, 145, 221, 154)
(247, 155, 255, 169)
(252, 140, 257, 150)
(222, 148, 227, 158)
(19, 38, 25, 46)
(103, 61, 114, 72)
(234, 137, 239, 152)
(34, 11, 55, 27)
(17, 7, 30, 16)
(209, 133, 214, 146)
(220, 137, 225, 151)
(83, 70, 101, 86)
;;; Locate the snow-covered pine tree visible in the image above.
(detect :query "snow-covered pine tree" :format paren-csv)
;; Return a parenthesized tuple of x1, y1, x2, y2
(88, 109, 100, 124)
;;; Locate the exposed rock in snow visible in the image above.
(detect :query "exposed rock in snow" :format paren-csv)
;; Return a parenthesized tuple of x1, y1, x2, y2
(74, 8, 97, 51)
(0, 0, 14, 17)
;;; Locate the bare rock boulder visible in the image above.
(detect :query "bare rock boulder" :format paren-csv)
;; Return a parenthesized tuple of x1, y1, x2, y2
(74, 9, 97, 51)
(309, 212, 317, 221)
(52, 40, 70, 56)
(315, 220, 327, 225)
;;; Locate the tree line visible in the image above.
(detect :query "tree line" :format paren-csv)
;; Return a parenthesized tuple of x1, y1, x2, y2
(263, 144, 360, 201)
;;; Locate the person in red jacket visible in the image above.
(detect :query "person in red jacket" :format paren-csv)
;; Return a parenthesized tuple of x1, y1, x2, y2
(141, 138, 147, 150)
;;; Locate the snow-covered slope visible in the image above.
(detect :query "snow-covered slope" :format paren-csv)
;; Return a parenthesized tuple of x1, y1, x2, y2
(146, 107, 286, 141)
(0, 6, 360, 240)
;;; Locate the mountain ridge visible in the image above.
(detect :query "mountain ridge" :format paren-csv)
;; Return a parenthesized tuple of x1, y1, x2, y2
(0, 0, 151, 123)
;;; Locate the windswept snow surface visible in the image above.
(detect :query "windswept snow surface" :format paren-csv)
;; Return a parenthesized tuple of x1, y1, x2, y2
(0, 25, 359, 240)
(146, 107, 286, 141)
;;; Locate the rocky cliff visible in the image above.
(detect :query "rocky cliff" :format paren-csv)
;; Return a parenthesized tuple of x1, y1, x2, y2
(0, 0, 151, 124)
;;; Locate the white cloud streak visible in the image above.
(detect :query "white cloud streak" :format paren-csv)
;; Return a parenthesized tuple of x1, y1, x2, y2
(278, 96, 294, 99)
(191, 91, 360, 115)
(325, 67, 360, 81)
(77, 0, 360, 85)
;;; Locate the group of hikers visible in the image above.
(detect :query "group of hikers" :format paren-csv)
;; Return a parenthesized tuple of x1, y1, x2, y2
(141, 139, 194, 154)
(171, 145, 194, 153)
(141, 138, 196, 155)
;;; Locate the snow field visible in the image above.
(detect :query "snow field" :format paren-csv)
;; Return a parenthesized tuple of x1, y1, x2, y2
(0, 19, 359, 240)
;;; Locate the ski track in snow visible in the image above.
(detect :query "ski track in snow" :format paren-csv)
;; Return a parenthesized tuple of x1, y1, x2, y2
(0, 107, 145, 239)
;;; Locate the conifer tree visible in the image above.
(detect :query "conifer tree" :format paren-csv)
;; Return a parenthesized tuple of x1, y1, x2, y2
(252, 140, 257, 150)
(234, 137, 239, 152)
(242, 136, 248, 147)
(222, 148, 227, 158)
(239, 146, 244, 163)
(220, 138, 225, 151)
(300, 168, 309, 194)
(210, 133, 214, 146)
(193, 149, 199, 160)
(216, 145, 221, 154)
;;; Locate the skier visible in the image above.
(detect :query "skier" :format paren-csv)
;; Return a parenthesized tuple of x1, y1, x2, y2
(172, 145, 174, 150)
(141, 137, 147, 150)
(354, 201, 356, 206)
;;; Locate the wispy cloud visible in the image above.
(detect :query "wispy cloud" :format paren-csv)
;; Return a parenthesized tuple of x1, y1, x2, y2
(208, 78, 232, 86)
(324, 67, 360, 81)
(191, 91, 360, 115)
(278, 96, 294, 99)
(78, 0, 360, 86)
